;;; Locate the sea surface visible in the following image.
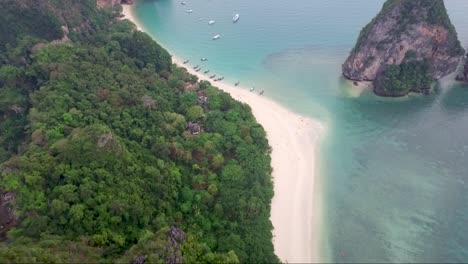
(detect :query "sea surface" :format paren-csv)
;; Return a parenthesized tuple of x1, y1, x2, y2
(132, 0, 468, 262)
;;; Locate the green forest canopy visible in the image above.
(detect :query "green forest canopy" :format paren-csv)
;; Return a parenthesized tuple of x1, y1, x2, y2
(0, 0, 278, 263)
(374, 50, 433, 96)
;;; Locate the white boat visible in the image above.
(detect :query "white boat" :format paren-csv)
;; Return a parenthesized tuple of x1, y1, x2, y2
(186, 9, 193, 13)
(180, 1, 186, 5)
(233, 13, 240, 23)
(208, 20, 215, 25)
(212, 34, 220, 40)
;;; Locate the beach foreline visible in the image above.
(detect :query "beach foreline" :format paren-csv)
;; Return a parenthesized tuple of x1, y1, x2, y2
(122, 4, 324, 263)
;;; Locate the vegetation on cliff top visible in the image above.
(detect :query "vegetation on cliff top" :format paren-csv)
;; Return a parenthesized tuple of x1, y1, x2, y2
(0, 0, 278, 263)
(374, 51, 432, 96)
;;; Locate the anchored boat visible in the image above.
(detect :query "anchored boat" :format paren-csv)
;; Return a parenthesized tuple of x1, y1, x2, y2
(233, 13, 240, 23)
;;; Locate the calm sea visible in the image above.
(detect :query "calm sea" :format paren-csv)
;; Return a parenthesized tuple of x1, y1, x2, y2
(133, 0, 468, 262)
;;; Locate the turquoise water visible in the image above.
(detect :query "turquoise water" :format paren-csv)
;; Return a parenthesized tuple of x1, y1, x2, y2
(133, 0, 468, 262)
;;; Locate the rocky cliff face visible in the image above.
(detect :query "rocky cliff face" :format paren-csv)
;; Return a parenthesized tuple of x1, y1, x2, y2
(343, 0, 464, 96)
(97, 0, 120, 9)
(456, 56, 468, 82)
(97, 0, 133, 9)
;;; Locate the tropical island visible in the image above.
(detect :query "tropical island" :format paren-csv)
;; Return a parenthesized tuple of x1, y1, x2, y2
(0, 0, 323, 263)
(343, 0, 465, 97)
(0, 0, 279, 262)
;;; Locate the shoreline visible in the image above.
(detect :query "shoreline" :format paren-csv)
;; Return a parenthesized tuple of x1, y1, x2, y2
(122, 4, 324, 263)
(344, 79, 373, 97)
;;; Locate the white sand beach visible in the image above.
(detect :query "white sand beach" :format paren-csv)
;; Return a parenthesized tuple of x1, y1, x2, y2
(122, 5, 324, 263)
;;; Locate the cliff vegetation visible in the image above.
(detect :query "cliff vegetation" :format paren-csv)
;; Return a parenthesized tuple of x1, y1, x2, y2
(456, 53, 468, 82)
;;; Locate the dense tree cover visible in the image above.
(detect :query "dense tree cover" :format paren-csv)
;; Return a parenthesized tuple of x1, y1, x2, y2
(0, 1, 278, 263)
(374, 50, 432, 96)
(0, 0, 62, 52)
(381, 0, 455, 28)
(0, 0, 119, 52)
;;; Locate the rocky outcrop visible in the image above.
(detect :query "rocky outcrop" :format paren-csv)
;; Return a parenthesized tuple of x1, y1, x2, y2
(165, 226, 186, 264)
(456, 55, 468, 82)
(97, 0, 120, 9)
(132, 255, 146, 264)
(343, 0, 465, 96)
(97, 0, 133, 9)
(0, 191, 16, 240)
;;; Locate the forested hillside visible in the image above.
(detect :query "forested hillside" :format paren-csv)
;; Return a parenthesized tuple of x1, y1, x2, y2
(0, 0, 278, 262)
